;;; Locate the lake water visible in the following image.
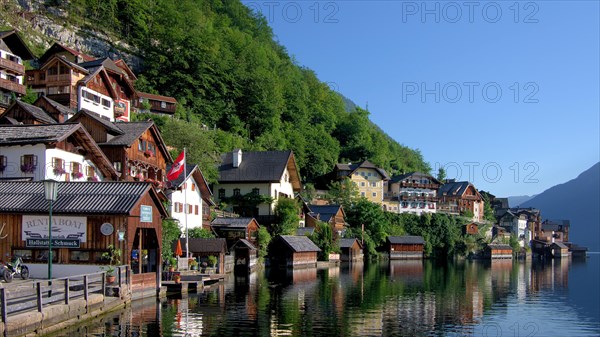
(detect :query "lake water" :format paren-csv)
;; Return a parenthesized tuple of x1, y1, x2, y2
(50, 254, 600, 337)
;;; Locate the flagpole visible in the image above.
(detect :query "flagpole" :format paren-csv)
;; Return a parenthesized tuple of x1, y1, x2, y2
(184, 147, 189, 263)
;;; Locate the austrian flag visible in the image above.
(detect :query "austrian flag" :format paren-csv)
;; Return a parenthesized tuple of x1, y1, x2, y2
(167, 151, 185, 181)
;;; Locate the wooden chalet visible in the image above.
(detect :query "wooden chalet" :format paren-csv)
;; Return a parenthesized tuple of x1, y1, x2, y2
(134, 91, 177, 116)
(463, 222, 479, 235)
(37, 42, 96, 65)
(550, 242, 569, 258)
(0, 30, 34, 110)
(0, 123, 119, 182)
(269, 235, 321, 268)
(0, 181, 167, 298)
(0, 100, 58, 125)
(210, 217, 259, 249)
(438, 180, 485, 222)
(178, 238, 227, 274)
(387, 236, 425, 259)
(304, 204, 346, 238)
(231, 239, 258, 274)
(484, 244, 513, 259)
(339, 238, 363, 262)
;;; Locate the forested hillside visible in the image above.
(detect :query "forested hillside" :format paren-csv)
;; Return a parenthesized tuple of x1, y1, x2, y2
(8, 0, 430, 182)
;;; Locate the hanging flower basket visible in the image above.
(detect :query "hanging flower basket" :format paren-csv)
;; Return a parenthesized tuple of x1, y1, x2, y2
(53, 166, 66, 176)
(21, 164, 36, 173)
(72, 171, 84, 179)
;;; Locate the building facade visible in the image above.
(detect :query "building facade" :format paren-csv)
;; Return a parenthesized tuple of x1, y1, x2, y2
(383, 172, 440, 215)
(0, 30, 34, 111)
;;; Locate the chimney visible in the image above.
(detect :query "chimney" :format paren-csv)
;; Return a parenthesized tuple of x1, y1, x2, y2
(233, 149, 242, 168)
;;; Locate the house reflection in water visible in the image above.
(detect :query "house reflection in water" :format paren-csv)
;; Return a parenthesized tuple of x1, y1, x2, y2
(531, 258, 569, 292)
(389, 260, 424, 284)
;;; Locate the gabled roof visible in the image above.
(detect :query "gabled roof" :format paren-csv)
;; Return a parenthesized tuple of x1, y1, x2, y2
(218, 150, 301, 190)
(335, 160, 390, 180)
(40, 54, 89, 74)
(438, 181, 482, 199)
(78, 57, 125, 76)
(0, 30, 34, 60)
(137, 91, 177, 104)
(34, 96, 75, 117)
(551, 242, 568, 249)
(38, 43, 95, 64)
(231, 239, 257, 251)
(114, 59, 137, 81)
(307, 204, 344, 223)
(339, 238, 362, 249)
(0, 123, 119, 179)
(78, 67, 118, 99)
(0, 181, 166, 216)
(486, 243, 512, 250)
(178, 238, 227, 254)
(389, 172, 440, 185)
(211, 217, 257, 228)
(387, 236, 425, 245)
(166, 165, 213, 203)
(67, 109, 124, 135)
(277, 235, 321, 252)
(1, 100, 56, 124)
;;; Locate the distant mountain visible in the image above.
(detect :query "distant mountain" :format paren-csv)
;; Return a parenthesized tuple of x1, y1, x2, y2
(507, 195, 536, 207)
(521, 162, 600, 251)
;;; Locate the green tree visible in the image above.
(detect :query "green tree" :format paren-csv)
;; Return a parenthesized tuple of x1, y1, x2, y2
(161, 219, 182, 261)
(272, 198, 300, 236)
(257, 227, 271, 260)
(309, 221, 334, 261)
(325, 178, 360, 209)
(437, 167, 446, 182)
(188, 228, 215, 238)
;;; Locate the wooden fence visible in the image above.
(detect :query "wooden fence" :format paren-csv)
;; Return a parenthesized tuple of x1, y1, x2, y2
(0, 265, 129, 324)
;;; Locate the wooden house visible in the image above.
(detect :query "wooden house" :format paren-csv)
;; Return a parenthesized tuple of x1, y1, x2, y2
(231, 239, 258, 273)
(383, 172, 440, 215)
(304, 204, 346, 238)
(134, 91, 177, 116)
(0, 123, 119, 182)
(550, 242, 569, 258)
(438, 180, 485, 222)
(269, 235, 321, 268)
(179, 238, 227, 274)
(0, 100, 58, 125)
(484, 244, 513, 259)
(387, 236, 425, 259)
(463, 222, 479, 235)
(0, 30, 34, 111)
(0, 181, 167, 298)
(211, 217, 259, 249)
(339, 238, 363, 262)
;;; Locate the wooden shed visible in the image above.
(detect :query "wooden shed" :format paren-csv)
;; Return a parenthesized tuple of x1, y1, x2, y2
(179, 238, 227, 274)
(463, 222, 479, 235)
(550, 242, 569, 258)
(231, 239, 258, 274)
(269, 235, 321, 268)
(0, 181, 167, 298)
(484, 244, 513, 259)
(211, 217, 259, 249)
(387, 236, 425, 259)
(339, 238, 363, 262)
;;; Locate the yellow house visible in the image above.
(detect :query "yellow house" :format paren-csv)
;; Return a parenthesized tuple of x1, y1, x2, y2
(333, 160, 390, 204)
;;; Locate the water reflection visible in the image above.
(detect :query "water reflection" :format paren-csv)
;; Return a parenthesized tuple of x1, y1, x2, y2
(47, 256, 599, 337)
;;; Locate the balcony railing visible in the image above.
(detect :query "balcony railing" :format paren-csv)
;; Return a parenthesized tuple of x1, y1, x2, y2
(0, 78, 25, 95)
(45, 74, 72, 85)
(399, 182, 439, 189)
(399, 195, 437, 202)
(0, 58, 25, 75)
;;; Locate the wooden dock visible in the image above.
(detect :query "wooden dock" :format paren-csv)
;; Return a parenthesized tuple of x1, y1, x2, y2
(161, 274, 225, 295)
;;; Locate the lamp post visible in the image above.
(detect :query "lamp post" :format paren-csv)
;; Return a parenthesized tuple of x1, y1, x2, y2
(43, 179, 58, 280)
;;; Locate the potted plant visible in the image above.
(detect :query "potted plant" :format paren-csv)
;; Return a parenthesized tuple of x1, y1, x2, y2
(188, 258, 198, 270)
(173, 272, 181, 283)
(72, 171, 84, 179)
(100, 244, 122, 284)
(20, 163, 36, 174)
(207, 255, 217, 273)
(168, 256, 177, 272)
(53, 166, 66, 176)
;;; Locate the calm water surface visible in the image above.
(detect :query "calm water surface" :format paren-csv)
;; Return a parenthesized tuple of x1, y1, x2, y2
(50, 254, 600, 337)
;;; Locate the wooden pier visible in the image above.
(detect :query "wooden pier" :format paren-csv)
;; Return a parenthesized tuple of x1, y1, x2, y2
(161, 274, 225, 295)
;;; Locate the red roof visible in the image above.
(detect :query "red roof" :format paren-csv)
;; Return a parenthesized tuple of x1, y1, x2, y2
(137, 91, 177, 104)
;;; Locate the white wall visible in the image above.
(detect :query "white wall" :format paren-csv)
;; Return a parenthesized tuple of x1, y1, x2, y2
(78, 86, 114, 121)
(0, 144, 103, 181)
(214, 182, 272, 216)
(26, 263, 105, 279)
(170, 175, 204, 230)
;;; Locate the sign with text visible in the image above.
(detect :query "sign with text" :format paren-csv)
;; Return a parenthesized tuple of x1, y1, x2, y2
(22, 215, 87, 243)
(26, 238, 81, 248)
(140, 206, 153, 222)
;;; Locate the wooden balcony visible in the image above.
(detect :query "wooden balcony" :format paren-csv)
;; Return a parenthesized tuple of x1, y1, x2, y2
(0, 57, 25, 75)
(45, 74, 72, 85)
(0, 78, 25, 95)
(399, 182, 439, 190)
(399, 195, 437, 202)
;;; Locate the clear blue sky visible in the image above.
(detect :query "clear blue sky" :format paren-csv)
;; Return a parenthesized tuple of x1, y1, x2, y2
(243, 1, 600, 197)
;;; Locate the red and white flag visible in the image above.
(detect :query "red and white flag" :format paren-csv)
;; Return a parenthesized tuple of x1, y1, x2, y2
(167, 151, 185, 181)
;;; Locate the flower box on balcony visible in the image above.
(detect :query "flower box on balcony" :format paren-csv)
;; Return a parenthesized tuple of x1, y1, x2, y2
(53, 166, 66, 176)
(21, 164, 36, 174)
(72, 172, 84, 179)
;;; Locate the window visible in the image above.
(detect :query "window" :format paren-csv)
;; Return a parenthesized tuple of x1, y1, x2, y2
(147, 142, 156, 156)
(233, 188, 241, 197)
(194, 205, 199, 215)
(12, 249, 32, 262)
(372, 192, 377, 197)
(20, 154, 37, 173)
(371, 182, 377, 187)
(160, 101, 167, 109)
(86, 166, 95, 178)
(361, 192, 365, 197)
(173, 202, 180, 213)
(191, 183, 196, 192)
(218, 189, 225, 199)
(47, 66, 58, 76)
(252, 188, 260, 195)
(361, 182, 365, 187)
(70, 251, 90, 262)
(59, 64, 69, 74)
(101, 98, 111, 109)
(187, 204, 193, 214)
(138, 139, 145, 151)
(113, 161, 122, 172)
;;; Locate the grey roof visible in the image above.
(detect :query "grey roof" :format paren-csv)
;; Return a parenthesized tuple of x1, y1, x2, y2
(0, 123, 80, 145)
(389, 172, 440, 184)
(278, 235, 321, 252)
(179, 238, 227, 254)
(487, 244, 513, 250)
(100, 121, 153, 146)
(551, 242, 568, 249)
(78, 58, 125, 75)
(211, 217, 256, 228)
(68, 109, 124, 135)
(0, 181, 160, 215)
(231, 239, 257, 251)
(339, 238, 360, 248)
(308, 205, 342, 216)
(218, 150, 293, 182)
(1, 116, 19, 124)
(439, 181, 478, 197)
(335, 160, 390, 180)
(296, 227, 315, 236)
(38, 96, 75, 117)
(13, 100, 57, 124)
(387, 236, 425, 245)
(167, 165, 196, 188)
(0, 30, 34, 60)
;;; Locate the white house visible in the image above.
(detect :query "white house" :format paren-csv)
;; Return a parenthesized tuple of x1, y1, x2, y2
(214, 150, 302, 222)
(499, 211, 531, 247)
(166, 164, 213, 231)
(0, 123, 119, 182)
(383, 172, 441, 215)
